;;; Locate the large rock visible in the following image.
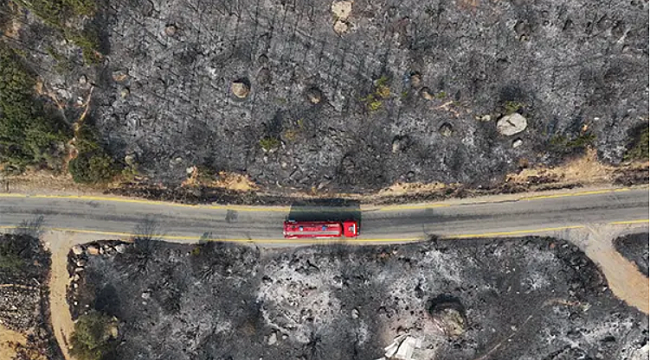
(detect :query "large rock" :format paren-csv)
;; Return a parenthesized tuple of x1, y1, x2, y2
(231, 80, 251, 98)
(164, 24, 177, 36)
(114, 244, 127, 254)
(439, 123, 453, 137)
(428, 296, 467, 337)
(305, 87, 323, 104)
(333, 20, 350, 34)
(331, 1, 352, 20)
(496, 113, 527, 136)
(267, 331, 277, 345)
(86, 245, 99, 256)
(71, 245, 83, 256)
(420, 87, 435, 100)
(631, 344, 649, 360)
(409, 72, 422, 88)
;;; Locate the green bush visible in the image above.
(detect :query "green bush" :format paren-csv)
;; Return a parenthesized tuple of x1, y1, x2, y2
(69, 152, 118, 183)
(0, 249, 25, 271)
(68, 124, 119, 183)
(549, 132, 597, 155)
(70, 311, 116, 360)
(16, 0, 101, 64)
(0, 46, 70, 168)
(504, 101, 524, 115)
(624, 124, 649, 161)
(361, 76, 391, 112)
(65, 27, 102, 64)
(17, 0, 97, 28)
(259, 136, 280, 151)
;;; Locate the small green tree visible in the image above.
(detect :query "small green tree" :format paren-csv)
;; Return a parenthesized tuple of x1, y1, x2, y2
(70, 311, 116, 360)
(624, 124, 649, 161)
(69, 152, 118, 183)
(69, 124, 119, 183)
(259, 136, 281, 151)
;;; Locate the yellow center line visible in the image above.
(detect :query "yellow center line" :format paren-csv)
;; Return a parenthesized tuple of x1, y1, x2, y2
(0, 194, 290, 212)
(6, 223, 642, 244)
(609, 219, 650, 225)
(444, 225, 586, 239)
(0, 225, 424, 244)
(0, 185, 644, 213)
(519, 188, 633, 201)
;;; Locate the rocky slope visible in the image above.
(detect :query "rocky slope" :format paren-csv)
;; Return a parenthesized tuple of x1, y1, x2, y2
(3, 0, 648, 191)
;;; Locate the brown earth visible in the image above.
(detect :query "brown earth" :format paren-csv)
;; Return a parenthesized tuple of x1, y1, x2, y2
(0, 325, 26, 360)
(43, 232, 78, 360)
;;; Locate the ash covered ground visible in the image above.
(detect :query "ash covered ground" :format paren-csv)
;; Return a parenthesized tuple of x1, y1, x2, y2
(13, 0, 650, 191)
(69, 237, 648, 360)
(614, 232, 649, 277)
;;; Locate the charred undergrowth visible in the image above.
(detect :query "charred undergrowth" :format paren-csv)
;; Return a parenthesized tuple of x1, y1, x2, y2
(69, 236, 648, 360)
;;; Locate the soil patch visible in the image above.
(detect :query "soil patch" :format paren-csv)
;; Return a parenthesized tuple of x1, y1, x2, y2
(0, 325, 26, 360)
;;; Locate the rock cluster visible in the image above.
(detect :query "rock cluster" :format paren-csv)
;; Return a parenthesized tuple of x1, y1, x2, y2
(68, 241, 129, 314)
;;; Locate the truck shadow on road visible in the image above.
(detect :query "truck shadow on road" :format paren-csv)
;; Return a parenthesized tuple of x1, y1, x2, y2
(287, 198, 361, 228)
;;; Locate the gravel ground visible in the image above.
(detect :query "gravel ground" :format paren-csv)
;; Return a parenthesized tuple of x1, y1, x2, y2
(614, 233, 649, 277)
(9, 0, 649, 192)
(70, 237, 648, 360)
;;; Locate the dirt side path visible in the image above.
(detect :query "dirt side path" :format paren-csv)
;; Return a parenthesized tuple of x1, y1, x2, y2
(47, 232, 76, 360)
(43, 232, 78, 360)
(577, 226, 649, 314)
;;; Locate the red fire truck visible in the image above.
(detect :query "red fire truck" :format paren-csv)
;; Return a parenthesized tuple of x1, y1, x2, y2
(283, 220, 359, 239)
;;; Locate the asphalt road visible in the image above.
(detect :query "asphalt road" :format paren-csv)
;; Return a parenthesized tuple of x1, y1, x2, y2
(0, 187, 647, 244)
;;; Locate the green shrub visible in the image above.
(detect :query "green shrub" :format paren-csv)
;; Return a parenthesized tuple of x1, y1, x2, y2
(259, 136, 280, 151)
(66, 27, 102, 64)
(504, 101, 525, 115)
(70, 311, 116, 360)
(16, 0, 101, 64)
(549, 132, 597, 155)
(361, 76, 391, 112)
(68, 124, 119, 183)
(17, 0, 97, 27)
(624, 124, 649, 161)
(69, 151, 118, 183)
(367, 99, 383, 111)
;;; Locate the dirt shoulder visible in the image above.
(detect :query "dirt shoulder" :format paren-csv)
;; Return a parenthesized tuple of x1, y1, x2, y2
(2, 153, 647, 207)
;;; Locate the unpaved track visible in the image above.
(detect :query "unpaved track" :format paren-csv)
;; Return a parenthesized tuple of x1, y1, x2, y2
(581, 226, 649, 314)
(44, 232, 77, 360)
(0, 186, 647, 359)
